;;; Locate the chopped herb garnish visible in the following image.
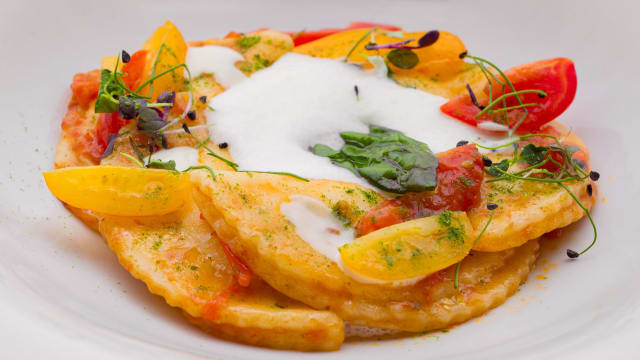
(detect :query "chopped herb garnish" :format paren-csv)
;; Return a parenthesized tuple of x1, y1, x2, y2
(236, 35, 261, 51)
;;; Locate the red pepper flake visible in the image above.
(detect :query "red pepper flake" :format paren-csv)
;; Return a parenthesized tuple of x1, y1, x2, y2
(326, 227, 341, 235)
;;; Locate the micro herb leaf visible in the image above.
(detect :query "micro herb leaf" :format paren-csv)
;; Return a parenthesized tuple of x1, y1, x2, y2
(485, 159, 509, 177)
(387, 48, 419, 69)
(145, 159, 177, 171)
(365, 30, 439, 50)
(100, 133, 120, 160)
(312, 125, 439, 193)
(236, 35, 261, 51)
(520, 143, 548, 165)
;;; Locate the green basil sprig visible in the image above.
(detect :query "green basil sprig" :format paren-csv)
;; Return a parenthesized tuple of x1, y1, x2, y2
(312, 125, 439, 194)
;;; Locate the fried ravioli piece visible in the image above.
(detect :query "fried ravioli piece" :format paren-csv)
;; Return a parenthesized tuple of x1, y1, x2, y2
(99, 195, 344, 351)
(191, 170, 539, 331)
(471, 122, 597, 252)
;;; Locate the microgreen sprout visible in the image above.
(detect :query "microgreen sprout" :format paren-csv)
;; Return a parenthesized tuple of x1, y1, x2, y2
(474, 132, 597, 258)
(344, 28, 378, 62)
(454, 207, 495, 289)
(180, 125, 308, 181)
(460, 54, 547, 136)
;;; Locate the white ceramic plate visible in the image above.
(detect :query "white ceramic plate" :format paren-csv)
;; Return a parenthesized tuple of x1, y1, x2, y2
(2, 0, 639, 358)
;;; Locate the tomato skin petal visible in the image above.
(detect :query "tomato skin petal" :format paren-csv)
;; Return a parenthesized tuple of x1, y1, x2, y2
(356, 144, 483, 237)
(441, 58, 577, 133)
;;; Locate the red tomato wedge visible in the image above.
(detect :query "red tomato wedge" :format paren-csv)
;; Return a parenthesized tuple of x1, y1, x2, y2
(290, 21, 401, 46)
(120, 49, 149, 91)
(94, 112, 129, 157)
(441, 58, 577, 133)
(356, 144, 483, 237)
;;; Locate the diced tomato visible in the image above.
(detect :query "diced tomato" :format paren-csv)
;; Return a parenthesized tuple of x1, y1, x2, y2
(290, 21, 401, 46)
(120, 49, 149, 91)
(70, 70, 101, 106)
(441, 58, 577, 133)
(220, 242, 252, 287)
(356, 144, 483, 237)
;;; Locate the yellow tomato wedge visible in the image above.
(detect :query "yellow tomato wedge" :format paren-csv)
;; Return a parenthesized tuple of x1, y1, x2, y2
(43, 166, 191, 216)
(101, 56, 118, 71)
(339, 211, 473, 283)
(294, 29, 468, 80)
(138, 20, 188, 98)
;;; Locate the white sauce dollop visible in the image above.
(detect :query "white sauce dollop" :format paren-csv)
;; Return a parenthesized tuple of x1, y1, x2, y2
(280, 195, 353, 264)
(186, 45, 247, 89)
(206, 53, 501, 188)
(150, 146, 199, 171)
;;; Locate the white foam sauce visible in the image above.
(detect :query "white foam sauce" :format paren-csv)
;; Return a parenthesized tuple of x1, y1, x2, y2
(186, 45, 247, 89)
(198, 53, 505, 284)
(280, 195, 353, 264)
(150, 146, 199, 171)
(206, 53, 502, 188)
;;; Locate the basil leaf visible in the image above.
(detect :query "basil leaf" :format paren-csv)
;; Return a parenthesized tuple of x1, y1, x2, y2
(486, 159, 510, 177)
(520, 144, 548, 165)
(146, 159, 176, 171)
(387, 49, 419, 69)
(94, 69, 122, 113)
(312, 125, 438, 194)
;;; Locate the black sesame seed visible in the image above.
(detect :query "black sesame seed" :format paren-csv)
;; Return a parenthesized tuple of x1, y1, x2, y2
(182, 123, 191, 134)
(199, 95, 207, 104)
(538, 92, 546, 98)
(566, 249, 580, 258)
(218, 142, 228, 149)
(589, 171, 600, 181)
(161, 134, 168, 149)
(122, 50, 131, 63)
(354, 85, 359, 97)
(459, 50, 467, 59)
(586, 184, 593, 197)
(187, 110, 196, 120)
(148, 140, 154, 154)
(487, 203, 498, 210)
(482, 156, 493, 167)
(456, 140, 469, 147)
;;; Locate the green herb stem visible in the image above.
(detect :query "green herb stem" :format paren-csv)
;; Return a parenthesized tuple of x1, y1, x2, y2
(119, 152, 145, 168)
(344, 28, 377, 62)
(183, 165, 217, 181)
(475, 90, 547, 119)
(454, 212, 494, 289)
(559, 183, 597, 255)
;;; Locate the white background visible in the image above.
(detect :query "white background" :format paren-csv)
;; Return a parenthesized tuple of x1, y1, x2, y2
(1, 0, 639, 358)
